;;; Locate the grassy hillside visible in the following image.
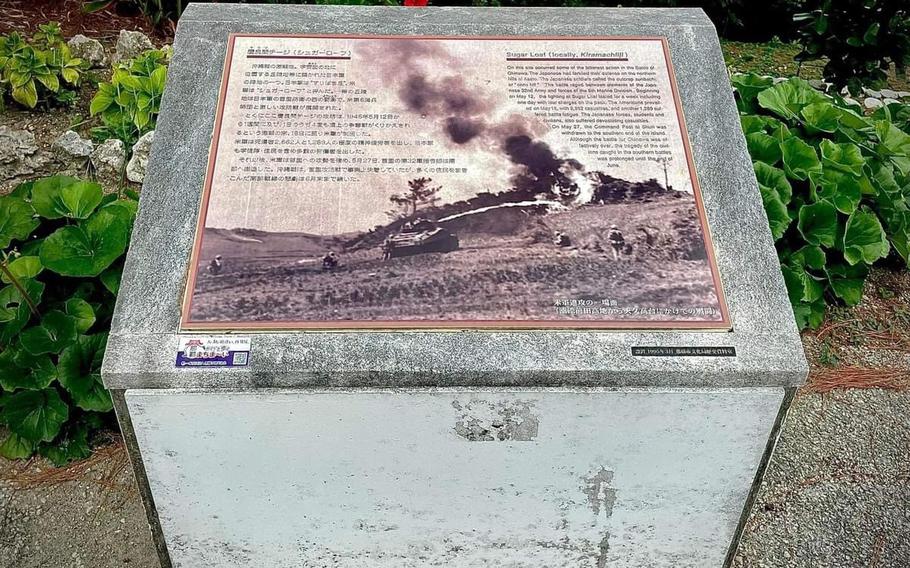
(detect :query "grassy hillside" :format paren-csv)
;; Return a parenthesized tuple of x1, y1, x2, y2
(188, 194, 722, 324)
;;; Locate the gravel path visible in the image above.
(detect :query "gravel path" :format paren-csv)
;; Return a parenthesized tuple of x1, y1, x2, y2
(2, 386, 908, 568)
(0, 443, 156, 568)
(734, 389, 910, 568)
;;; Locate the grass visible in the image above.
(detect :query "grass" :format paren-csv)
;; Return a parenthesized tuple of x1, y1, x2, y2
(722, 39, 824, 80)
(721, 39, 910, 92)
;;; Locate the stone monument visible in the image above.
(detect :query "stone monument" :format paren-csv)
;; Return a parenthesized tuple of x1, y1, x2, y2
(102, 5, 807, 567)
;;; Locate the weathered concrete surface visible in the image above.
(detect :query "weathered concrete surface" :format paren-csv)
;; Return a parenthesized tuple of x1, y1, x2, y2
(102, 5, 807, 390)
(3, 387, 907, 567)
(125, 388, 783, 568)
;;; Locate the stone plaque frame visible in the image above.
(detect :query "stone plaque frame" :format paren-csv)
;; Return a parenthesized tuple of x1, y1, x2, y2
(102, 5, 807, 390)
(180, 33, 731, 331)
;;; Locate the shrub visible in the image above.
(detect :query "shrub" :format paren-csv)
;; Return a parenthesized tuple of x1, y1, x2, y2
(795, 0, 910, 95)
(0, 176, 138, 464)
(0, 22, 87, 110)
(90, 47, 170, 147)
(734, 75, 910, 329)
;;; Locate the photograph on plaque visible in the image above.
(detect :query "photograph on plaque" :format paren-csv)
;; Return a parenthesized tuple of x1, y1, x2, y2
(181, 34, 730, 330)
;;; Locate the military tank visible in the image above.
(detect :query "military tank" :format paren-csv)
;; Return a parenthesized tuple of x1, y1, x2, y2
(386, 218, 459, 258)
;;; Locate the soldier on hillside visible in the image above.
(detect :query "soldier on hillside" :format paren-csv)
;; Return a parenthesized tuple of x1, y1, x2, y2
(207, 255, 223, 275)
(381, 236, 396, 261)
(553, 231, 572, 247)
(607, 225, 625, 261)
(322, 251, 339, 270)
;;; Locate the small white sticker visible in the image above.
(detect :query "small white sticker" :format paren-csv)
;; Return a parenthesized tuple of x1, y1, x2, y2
(176, 336, 251, 367)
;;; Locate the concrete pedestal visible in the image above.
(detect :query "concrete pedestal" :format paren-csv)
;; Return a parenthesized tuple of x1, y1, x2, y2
(102, 6, 807, 568)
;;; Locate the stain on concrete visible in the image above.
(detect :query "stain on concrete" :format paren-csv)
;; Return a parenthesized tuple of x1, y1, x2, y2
(597, 533, 611, 568)
(581, 467, 616, 517)
(169, 535, 254, 566)
(452, 399, 539, 442)
(581, 467, 616, 568)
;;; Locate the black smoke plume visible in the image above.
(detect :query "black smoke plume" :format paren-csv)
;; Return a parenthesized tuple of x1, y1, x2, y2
(503, 135, 584, 197)
(398, 74, 490, 144)
(358, 39, 587, 200)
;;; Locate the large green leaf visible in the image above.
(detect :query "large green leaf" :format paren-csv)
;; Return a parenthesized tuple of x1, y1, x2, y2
(826, 262, 868, 306)
(0, 278, 43, 344)
(30, 175, 77, 218)
(882, 209, 910, 264)
(99, 198, 138, 231)
(754, 162, 792, 204)
(19, 310, 78, 355)
(757, 78, 829, 121)
(3, 388, 69, 443)
(842, 209, 890, 265)
(0, 348, 56, 391)
(39, 206, 131, 277)
(39, 421, 92, 466)
(12, 80, 38, 108)
(791, 298, 827, 330)
(875, 121, 910, 176)
(0, 432, 36, 459)
(781, 262, 824, 304)
(781, 137, 822, 181)
(31, 176, 103, 220)
(99, 265, 122, 294)
(0, 196, 38, 248)
(797, 201, 839, 248)
(732, 73, 774, 113)
(800, 102, 841, 133)
(0, 256, 43, 284)
(58, 333, 111, 412)
(746, 132, 782, 166)
(741, 115, 771, 135)
(811, 169, 862, 215)
(759, 185, 790, 241)
(819, 140, 865, 177)
(65, 297, 95, 333)
(791, 245, 826, 270)
(875, 120, 910, 156)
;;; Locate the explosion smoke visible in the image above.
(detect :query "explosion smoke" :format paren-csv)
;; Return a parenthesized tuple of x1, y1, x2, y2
(358, 39, 590, 203)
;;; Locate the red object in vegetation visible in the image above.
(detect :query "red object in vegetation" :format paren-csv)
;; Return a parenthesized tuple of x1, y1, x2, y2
(404, 0, 430, 6)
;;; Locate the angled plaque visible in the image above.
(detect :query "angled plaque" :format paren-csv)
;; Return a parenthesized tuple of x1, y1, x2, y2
(181, 34, 730, 330)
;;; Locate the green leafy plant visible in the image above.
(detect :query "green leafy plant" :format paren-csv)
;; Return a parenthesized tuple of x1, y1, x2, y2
(795, 0, 910, 95)
(735, 75, 910, 329)
(0, 24, 86, 109)
(90, 48, 170, 147)
(0, 176, 137, 464)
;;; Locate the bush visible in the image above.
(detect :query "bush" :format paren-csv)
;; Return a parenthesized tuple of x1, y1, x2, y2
(90, 47, 170, 147)
(0, 22, 87, 110)
(734, 75, 910, 329)
(0, 177, 138, 464)
(795, 0, 910, 95)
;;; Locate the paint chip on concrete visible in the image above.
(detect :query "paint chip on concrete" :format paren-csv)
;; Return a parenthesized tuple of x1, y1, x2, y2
(452, 399, 539, 441)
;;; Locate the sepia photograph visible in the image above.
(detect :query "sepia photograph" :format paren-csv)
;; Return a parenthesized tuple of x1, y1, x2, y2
(182, 35, 729, 328)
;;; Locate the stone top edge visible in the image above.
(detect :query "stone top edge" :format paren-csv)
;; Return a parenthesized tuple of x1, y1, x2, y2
(179, 3, 714, 28)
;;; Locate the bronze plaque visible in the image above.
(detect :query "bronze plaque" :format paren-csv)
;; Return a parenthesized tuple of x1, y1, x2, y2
(182, 34, 729, 330)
